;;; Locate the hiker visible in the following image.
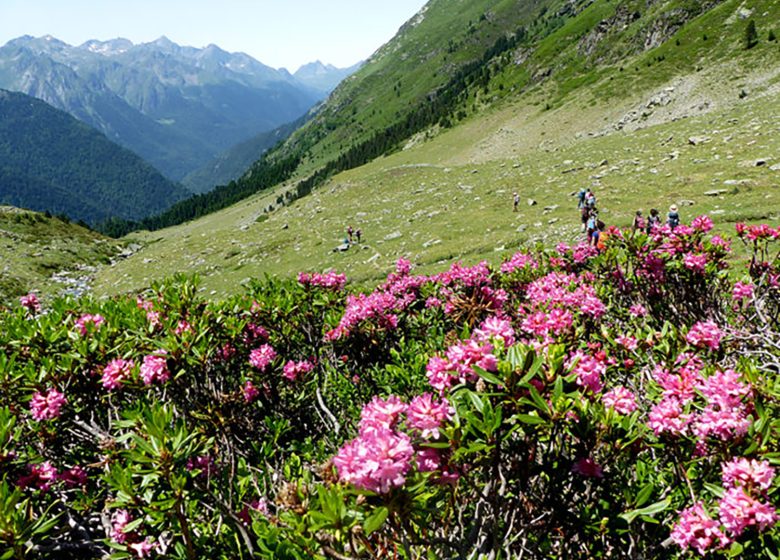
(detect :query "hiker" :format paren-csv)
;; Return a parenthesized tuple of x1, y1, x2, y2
(667, 205, 680, 230)
(576, 187, 587, 209)
(646, 208, 661, 233)
(632, 210, 646, 232)
(584, 188, 596, 210)
(596, 223, 610, 251)
(580, 206, 591, 232)
(346, 226, 353, 243)
(355, 228, 362, 243)
(586, 210, 599, 244)
(513, 192, 520, 212)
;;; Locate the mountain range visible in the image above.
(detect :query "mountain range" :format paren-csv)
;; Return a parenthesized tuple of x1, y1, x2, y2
(0, 35, 356, 181)
(0, 88, 189, 224)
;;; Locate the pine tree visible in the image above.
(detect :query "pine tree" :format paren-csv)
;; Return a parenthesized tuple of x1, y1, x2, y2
(744, 19, 758, 49)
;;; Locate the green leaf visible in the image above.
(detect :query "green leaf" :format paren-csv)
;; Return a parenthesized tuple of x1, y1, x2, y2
(635, 483, 654, 507)
(514, 414, 547, 425)
(363, 506, 389, 535)
(619, 497, 670, 524)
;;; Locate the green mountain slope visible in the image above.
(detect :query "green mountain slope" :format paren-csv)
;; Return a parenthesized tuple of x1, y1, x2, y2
(29, 0, 780, 297)
(0, 206, 122, 302)
(0, 89, 190, 225)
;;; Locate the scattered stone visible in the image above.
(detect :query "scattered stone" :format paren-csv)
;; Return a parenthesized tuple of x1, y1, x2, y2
(527, 199, 537, 206)
(688, 136, 710, 146)
(516, 225, 528, 232)
(679, 200, 696, 207)
(710, 209, 725, 215)
(771, 164, 780, 172)
(494, 245, 505, 252)
(512, 163, 521, 168)
(281, 223, 289, 229)
(755, 159, 768, 167)
(384, 231, 402, 241)
(366, 253, 381, 264)
(704, 189, 728, 196)
(543, 204, 559, 211)
(548, 218, 559, 225)
(422, 239, 441, 248)
(240, 225, 249, 231)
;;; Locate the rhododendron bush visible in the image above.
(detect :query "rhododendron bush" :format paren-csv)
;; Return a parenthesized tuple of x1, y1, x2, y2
(1, 219, 779, 559)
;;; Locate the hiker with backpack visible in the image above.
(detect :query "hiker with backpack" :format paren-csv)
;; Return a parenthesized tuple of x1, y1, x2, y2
(667, 205, 680, 230)
(646, 208, 661, 233)
(576, 187, 587, 209)
(632, 210, 646, 232)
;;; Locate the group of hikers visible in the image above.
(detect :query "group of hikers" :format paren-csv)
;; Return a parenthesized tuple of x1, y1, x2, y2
(333, 225, 363, 252)
(575, 187, 682, 249)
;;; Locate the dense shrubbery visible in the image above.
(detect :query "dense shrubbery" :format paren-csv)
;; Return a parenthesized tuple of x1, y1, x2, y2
(2, 218, 779, 559)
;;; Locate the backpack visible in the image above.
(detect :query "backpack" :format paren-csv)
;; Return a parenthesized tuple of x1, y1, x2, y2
(668, 212, 680, 229)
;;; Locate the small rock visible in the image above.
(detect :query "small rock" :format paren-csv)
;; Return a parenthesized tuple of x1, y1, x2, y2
(281, 223, 289, 229)
(679, 200, 696, 207)
(688, 136, 710, 146)
(367, 253, 381, 264)
(543, 204, 559, 211)
(704, 189, 728, 196)
(710, 209, 725, 215)
(516, 225, 528, 232)
(770, 163, 780, 171)
(548, 218, 559, 225)
(527, 199, 537, 206)
(755, 159, 768, 167)
(384, 231, 402, 241)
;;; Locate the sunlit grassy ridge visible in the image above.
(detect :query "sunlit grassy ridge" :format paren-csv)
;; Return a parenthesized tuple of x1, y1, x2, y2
(0, 207, 122, 302)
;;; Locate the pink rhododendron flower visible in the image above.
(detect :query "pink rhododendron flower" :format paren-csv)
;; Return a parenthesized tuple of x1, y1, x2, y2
(173, 320, 192, 335)
(146, 311, 161, 329)
(615, 335, 638, 351)
(128, 538, 156, 558)
(629, 304, 647, 317)
(691, 215, 714, 233)
(602, 386, 638, 415)
(473, 316, 515, 346)
(360, 395, 407, 435)
(101, 359, 134, 390)
(282, 359, 314, 381)
(110, 509, 133, 544)
(140, 352, 170, 385)
(17, 461, 58, 491)
(58, 466, 88, 488)
(416, 448, 442, 472)
(722, 458, 775, 492)
(718, 487, 778, 536)
(298, 271, 347, 291)
(566, 351, 605, 393)
(75, 313, 105, 335)
(500, 251, 538, 274)
(19, 292, 41, 313)
(136, 296, 154, 311)
(670, 502, 729, 555)
(242, 380, 260, 402)
(732, 281, 754, 301)
(30, 388, 66, 421)
(683, 252, 707, 274)
(406, 394, 453, 439)
(333, 427, 414, 494)
(648, 398, 690, 436)
(686, 321, 722, 351)
(249, 344, 277, 371)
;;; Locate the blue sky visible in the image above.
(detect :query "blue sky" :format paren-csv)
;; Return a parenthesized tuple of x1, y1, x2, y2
(0, 0, 429, 71)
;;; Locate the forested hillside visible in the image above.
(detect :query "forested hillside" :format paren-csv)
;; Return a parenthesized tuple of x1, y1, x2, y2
(0, 89, 189, 225)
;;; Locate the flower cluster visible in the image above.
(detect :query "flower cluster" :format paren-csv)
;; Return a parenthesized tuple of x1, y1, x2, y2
(298, 271, 347, 291)
(19, 292, 41, 313)
(249, 344, 277, 371)
(101, 358, 135, 390)
(282, 359, 314, 381)
(30, 388, 66, 421)
(74, 313, 105, 335)
(426, 339, 497, 393)
(333, 394, 453, 493)
(686, 320, 722, 351)
(140, 352, 170, 385)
